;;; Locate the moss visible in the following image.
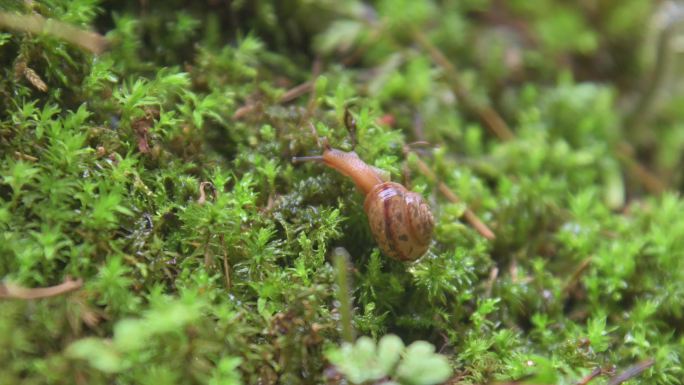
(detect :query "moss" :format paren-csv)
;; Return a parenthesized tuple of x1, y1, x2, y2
(1, 1, 683, 384)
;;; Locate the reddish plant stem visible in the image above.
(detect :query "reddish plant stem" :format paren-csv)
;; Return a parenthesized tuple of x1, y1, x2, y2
(232, 80, 313, 120)
(412, 28, 515, 141)
(563, 257, 593, 295)
(219, 234, 231, 290)
(408, 148, 496, 240)
(607, 359, 655, 385)
(576, 367, 603, 385)
(615, 143, 666, 194)
(413, 27, 666, 195)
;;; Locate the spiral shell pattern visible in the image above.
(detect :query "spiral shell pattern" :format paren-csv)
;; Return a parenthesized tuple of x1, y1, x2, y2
(364, 182, 434, 261)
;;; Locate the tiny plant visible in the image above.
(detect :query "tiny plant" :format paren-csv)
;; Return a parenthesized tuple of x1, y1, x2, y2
(325, 335, 452, 385)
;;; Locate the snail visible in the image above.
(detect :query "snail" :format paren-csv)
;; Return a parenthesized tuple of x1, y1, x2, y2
(293, 135, 434, 261)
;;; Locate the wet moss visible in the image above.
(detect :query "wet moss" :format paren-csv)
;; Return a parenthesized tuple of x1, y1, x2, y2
(1, 1, 683, 384)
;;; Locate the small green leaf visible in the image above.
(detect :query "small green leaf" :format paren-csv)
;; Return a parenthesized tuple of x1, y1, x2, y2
(67, 338, 123, 373)
(209, 357, 243, 385)
(326, 336, 387, 384)
(327, 335, 451, 385)
(113, 318, 147, 351)
(0, 32, 11, 47)
(587, 315, 610, 352)
(396, 341, 452, 385)
(377, 334, 404, 374)
(3, 161, 40, 195)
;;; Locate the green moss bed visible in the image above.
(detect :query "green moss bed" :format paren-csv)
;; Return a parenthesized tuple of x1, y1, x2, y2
(1, 1, 684, 384)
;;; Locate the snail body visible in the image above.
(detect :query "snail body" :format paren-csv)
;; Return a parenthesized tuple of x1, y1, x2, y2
(296, 146, 434, 261)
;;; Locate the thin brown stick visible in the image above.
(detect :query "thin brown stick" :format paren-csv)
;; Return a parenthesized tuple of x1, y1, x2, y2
(0, 277, 83, 300)
(407, 147, 496, 240)
(0, 12, 108, 54)
(484, 266, 499, 297)
(576, 367, 603, 385)
(232, 81, 313, 120)
(300, 58, 323, 127)
(202, 230, 213, 269)
(280, 80, 313, 103)
(607, 359, 655, 385)
(563, 257, 592, 295)
(14, 151, 38, 161)
(231, 104, 258, 120)
(412, 28, 515, 141)
(341, 25, 385, 67)
(219, 234, 231, 290)
(414, 27, 665, 195)
(197, 181, 215, 205)
(625, 4, 684, 134)
(615, 143, 666, 194)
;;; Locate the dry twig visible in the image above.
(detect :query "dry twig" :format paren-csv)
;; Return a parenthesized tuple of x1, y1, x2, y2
(0, 277, 83, 300)
(484, 266, 499, 297)
(406, 146, 496, 240)
(0, 12, 108, 54)
(14, 151, 38, 162)
(607, 359, 655, 385)
(412, 28, 515, 141)
(219, 234, 231, 290)
(22, 66, 48, 92)
(197, 181, 216, 205)
(562, 257, 592, 295)
(575, 367, 603, 385)
(232, 80, 313, 120)
(298, 58, 323, 129)
(413, 27, 666, 196)
(615, 143, 666, 194)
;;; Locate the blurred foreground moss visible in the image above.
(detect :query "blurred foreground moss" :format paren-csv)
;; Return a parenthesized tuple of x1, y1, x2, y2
(1, 1, 684, 384)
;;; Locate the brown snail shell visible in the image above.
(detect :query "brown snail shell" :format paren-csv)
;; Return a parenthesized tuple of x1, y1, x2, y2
(293, 145, 435, 261)
(364, 182, 434, 261)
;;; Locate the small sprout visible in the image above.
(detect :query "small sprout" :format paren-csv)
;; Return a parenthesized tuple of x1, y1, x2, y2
(326, 335, 451, 385)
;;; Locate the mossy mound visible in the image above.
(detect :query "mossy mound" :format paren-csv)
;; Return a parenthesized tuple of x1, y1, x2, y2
(1, 1, 683, 384)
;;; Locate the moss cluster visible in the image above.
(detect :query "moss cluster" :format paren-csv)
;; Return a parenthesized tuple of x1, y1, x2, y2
(1, 1, 683, 384)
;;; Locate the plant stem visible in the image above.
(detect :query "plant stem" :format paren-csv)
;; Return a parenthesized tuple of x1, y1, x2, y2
(625, 4, 684, 134)
(0, 277, 83, 300)
(0, 12, 108, 54)
(407, 147, 496, 240)
(412, 28, 515, 141)
(333, 247, 355, 344)
(606, 359, 655, 385)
